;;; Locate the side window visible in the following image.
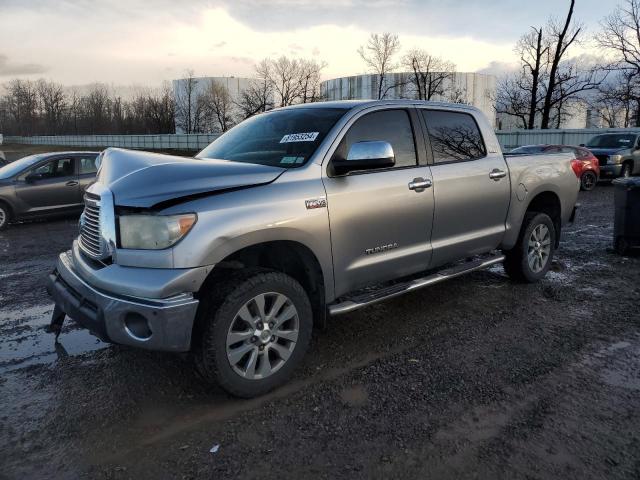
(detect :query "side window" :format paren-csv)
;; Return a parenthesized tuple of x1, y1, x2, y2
(333, 109, 417, 169)
(79, 156, 98, 174)
(30, 158, 74, 179)
(422, 110, 487, 163)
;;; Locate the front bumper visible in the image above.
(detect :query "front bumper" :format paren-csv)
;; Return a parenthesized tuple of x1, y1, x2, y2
(46, 249, 200, 352)
(600, 164, 623, 178)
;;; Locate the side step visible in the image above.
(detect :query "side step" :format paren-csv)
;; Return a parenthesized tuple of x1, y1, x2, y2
(328, 253, 505, 315)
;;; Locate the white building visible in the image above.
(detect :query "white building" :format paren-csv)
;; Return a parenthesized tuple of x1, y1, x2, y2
(321, 72, 497, 127)
(172, 76, 252, 133)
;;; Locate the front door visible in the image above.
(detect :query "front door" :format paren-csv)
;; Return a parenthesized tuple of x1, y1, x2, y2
(420, 108, 510, 267)
(14, 157, 80, 214)
(323, 108, 434, 297)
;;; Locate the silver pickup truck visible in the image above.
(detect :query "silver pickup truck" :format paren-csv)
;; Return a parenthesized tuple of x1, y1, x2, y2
(47, 100, 579, 397)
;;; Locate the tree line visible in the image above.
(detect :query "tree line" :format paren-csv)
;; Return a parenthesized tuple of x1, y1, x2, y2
(0, 80, 176, 136)
(496, 0, 640, 129)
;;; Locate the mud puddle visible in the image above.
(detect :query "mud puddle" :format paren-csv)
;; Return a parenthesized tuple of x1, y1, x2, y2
(0, 303, 107, 372)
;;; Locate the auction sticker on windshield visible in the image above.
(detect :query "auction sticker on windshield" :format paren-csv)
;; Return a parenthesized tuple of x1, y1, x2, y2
(280, 132, 319, 143)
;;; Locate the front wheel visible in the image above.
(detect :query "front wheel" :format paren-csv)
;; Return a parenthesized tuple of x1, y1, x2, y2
(503, 212, 556, 283)
(194, 269, 313, 398)
(580, 171, 597, 191)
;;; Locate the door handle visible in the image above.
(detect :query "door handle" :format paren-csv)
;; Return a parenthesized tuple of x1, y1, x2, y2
(408, 178, 433, 191)
(489, 169, 507, 181)
(65, 181, 79, 186)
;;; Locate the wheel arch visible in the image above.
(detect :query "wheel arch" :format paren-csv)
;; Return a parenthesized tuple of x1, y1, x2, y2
(523, 191, 562, 248)
(197, 240, 328, 331)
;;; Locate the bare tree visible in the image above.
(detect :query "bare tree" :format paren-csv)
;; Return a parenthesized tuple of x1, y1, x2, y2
(203, 80, 235, 132)
(4, 79, 38, 135)
(402, 49, 455, 100)
(175, 69, 199, 133)
(540, 0, 582, 129)
(36, 80, 66, 134)
(236, 59, 275, 119)
(147, 82, 176, 133)
(516, 27, 550, 129)
(358, 33, 401, 99)
(298, 59, 326, 103)
(83, 83, 111, 134)
(597, 0, 640, 73)
(270, 56, 305, 107)
(596, 0, 640, 125)
(494, 75, 531, 129)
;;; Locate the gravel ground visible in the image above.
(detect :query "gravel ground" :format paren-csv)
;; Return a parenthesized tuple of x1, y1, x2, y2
(1, 180, 639, 479)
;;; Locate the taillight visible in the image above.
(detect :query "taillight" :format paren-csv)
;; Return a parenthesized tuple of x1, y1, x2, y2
(570, 159, 582, 178)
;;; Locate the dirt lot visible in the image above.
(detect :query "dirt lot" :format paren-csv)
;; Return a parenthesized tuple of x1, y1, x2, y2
(1, 167, 639, 479)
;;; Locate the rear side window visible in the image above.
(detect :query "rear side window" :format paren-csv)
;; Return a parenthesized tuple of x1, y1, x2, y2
(422, 110, 486, 163)
(333, 109, 417, 168)
(79, 156, 98, 174)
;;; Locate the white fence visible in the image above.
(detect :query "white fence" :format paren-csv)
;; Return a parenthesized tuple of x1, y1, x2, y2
(495, 128, 640, 151)
(4, 128, 640, 152)
(1, 134, 221, 151)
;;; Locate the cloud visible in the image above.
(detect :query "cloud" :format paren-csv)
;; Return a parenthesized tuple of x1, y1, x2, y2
(476, 61, 519, 76)
(0, 54, 49, 76)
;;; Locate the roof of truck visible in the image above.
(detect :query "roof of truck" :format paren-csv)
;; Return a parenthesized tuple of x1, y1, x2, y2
(279, 99, 481, 113)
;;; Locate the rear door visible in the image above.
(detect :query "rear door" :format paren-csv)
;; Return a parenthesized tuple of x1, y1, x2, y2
(419, 108, 510, 267)
(322, 107, 434, 297)
(14, 156, 80, 213)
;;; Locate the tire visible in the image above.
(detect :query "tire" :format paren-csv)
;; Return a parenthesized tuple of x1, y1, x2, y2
(503, 212, 556, 283)
(194, 268, 313, 398)
(0, 202, 10, 231)
(580, 171, 597, 191)
(621, 162, 633, 178)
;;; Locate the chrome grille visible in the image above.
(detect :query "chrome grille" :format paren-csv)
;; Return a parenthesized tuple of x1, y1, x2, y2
(79, 193, 103, 258)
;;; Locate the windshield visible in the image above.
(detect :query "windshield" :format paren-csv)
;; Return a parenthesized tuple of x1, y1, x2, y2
(586, 134, 637, 149)
(197, 108, 347, 168)
(510, 145, 547, 154)
(0, 154, 48, 180)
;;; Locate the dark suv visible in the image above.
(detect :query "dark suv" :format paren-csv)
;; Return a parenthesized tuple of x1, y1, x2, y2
(0, 151, 100, 230)
(584, 133, 640, 179)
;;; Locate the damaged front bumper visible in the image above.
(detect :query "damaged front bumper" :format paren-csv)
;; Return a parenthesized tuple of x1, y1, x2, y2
(46, 245, 202, 352)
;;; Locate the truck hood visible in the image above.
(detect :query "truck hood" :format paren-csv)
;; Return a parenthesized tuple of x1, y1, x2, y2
(97, 148, 285, 209)
(587, 147, 627, 156)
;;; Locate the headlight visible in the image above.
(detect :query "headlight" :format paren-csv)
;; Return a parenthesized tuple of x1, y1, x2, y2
(119, 213, 197, 250)
(609, 154, 623, 164)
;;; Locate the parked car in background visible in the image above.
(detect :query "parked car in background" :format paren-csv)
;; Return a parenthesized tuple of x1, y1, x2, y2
(583, 133, 640, 179)
(508, 144, 600, 191)
(47, 100, 579, 397)
(0, 151, 100, 230)
(0, 151, 7, 167)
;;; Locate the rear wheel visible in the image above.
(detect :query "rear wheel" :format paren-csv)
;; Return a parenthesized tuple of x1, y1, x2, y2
(504, 212, 556, 283)
(194, 268, 313, 398)
(621, 162, 633, 178)
(580, 170, 597, 191)
(0, 203, 10, 231)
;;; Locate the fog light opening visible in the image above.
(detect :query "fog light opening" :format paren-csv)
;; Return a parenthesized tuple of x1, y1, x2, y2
(124, 312, 153, 341)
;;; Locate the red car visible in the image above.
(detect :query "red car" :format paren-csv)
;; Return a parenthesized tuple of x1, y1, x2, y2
(509, 144, 600, 191)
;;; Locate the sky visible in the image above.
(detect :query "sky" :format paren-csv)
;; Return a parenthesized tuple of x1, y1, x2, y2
(0, 0, 619, 87)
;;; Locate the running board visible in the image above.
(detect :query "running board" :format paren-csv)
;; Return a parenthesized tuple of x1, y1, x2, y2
(328, 253, 505, 315)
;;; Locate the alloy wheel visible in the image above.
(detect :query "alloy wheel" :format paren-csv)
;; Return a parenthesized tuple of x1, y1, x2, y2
(527, 224, 551, 273)
(226, 292, 299, 380)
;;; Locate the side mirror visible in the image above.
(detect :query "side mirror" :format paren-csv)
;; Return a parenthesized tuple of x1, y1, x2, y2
(25, 173, 40, 183)
(332, 141, 395, 175)
(579, 144, 586, 147)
